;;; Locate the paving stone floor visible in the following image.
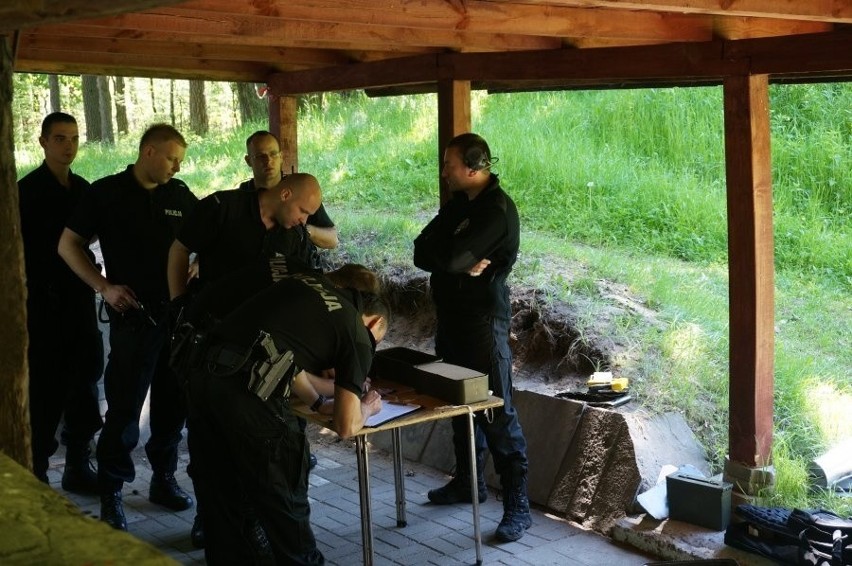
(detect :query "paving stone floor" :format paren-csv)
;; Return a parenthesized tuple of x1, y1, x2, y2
(47, 424, 657, 565)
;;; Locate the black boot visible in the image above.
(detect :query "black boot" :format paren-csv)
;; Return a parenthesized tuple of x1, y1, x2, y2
(62, 446, 98, 495)
(150, 472, 194, 511)
(427, 466, 488, 505)
(100, 490, 128, 531)
(495, 467, 532, 542)
(190, 513, 205, 549)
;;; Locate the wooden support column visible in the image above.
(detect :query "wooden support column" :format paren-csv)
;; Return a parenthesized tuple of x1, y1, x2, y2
(437, 79, 470, 205)
(0, 33, 32, 468)
(268, 92, 298, 174)
(722, 74, 775, 480)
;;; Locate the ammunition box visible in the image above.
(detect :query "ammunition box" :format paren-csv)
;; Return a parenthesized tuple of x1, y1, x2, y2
(371, 347, 489, 404)
(667, 470, 733, 530)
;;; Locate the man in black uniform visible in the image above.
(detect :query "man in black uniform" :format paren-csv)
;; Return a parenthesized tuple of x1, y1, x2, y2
(167, 172, 323, 295)
(18, 112, 103, 492)
(239, 130, 338, 268)
(167, 169, 325, 549)
(413, 132, 532, 542)
(58, 123, 198, 531)
(187, 269, 389, 565)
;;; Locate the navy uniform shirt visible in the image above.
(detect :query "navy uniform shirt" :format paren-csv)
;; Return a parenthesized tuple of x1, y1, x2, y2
(413, 174, 520, 317)
(18, 162, 94, 300)
(209, 273, 374, 397)
(66, 165, 198, 305)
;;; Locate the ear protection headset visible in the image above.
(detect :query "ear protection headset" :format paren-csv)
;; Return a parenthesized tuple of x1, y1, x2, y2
(463, 144, 491, 171)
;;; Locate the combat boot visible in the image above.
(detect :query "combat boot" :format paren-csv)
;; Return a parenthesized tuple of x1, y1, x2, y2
(61, 445, 99, 495)
(190, 513, 205, 549)
(427, 468, 488, 505)
(149, 472, 194, 511)
(100, 490, 128, 531)
(495, 470, 532, 542)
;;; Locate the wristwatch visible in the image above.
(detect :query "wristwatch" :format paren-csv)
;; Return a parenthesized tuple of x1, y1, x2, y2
(310, 394, 326, 412)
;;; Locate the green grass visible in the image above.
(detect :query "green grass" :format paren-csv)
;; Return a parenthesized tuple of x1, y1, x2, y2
(13, 84, 852, 516)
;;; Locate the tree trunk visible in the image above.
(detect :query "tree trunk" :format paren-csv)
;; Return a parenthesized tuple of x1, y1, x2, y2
(81, 74, 102, 142)
(149, 77, 157, 115)
(234, 81, 267, 125)
(48, 74, 61, 112)
(0, 35, 32, 469)
(114, 76, 128, 135)
(169, 79, 176, 126)
(97, 75, 114, 144)
(189, 79, 208, 136)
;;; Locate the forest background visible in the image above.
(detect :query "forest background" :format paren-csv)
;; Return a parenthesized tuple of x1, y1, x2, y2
(12, 73, 852, 515)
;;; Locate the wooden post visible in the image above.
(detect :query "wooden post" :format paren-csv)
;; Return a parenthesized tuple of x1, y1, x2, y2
(269, 91, 298, 174)
(0, 33, 33, 468)
(437, 79, 470, 206)
(722, 74, 775, 471)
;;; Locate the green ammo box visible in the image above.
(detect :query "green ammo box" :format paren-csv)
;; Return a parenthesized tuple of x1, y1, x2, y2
(666, 470, 733, 531)
(370, 347, 489, 405)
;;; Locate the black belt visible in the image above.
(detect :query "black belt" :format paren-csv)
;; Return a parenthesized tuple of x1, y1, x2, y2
(205, 339, 296, 402)
(204, 342, 255, 376)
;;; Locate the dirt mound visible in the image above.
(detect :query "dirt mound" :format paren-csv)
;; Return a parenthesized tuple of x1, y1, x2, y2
(379, 266, 619, 397)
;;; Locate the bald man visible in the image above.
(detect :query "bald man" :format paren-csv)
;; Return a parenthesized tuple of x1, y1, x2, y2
(167, 172, 322, 300)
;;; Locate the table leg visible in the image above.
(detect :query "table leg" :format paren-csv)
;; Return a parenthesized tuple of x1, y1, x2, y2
(467, 409, 483, 565)
(355, 435, 374, 565)
(391, 428, 407, 527)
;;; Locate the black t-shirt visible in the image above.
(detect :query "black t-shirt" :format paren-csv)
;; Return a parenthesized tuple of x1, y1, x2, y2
(239, 178, 334, 270)
(210, 273, 373, 397)
(413, 174, 520, 315)
(238, 177, 334, 229)
(184, 255, 315, 330)
(66, 165, 198, 304)
(177, 188, 311, 285)
(18, 162, 94, 299)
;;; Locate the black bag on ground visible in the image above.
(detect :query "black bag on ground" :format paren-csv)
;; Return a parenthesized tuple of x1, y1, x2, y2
(725, 504, 852, 566)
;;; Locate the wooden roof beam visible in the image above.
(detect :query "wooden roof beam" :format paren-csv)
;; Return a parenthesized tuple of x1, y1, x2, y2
(75, 9, 561, 52)
(516, 0, 852, 23)
(269, 54, 440, 95)
(15, 49, 273, 81)
(20, 23, 436, 62)
(269, 30, 852, 95)
(16, 33, 354, 68)
(0, 0, 182, 32)
(180, 0, 713, 43)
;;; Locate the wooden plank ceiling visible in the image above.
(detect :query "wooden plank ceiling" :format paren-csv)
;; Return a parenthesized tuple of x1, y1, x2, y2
(4, 0, 852, 91)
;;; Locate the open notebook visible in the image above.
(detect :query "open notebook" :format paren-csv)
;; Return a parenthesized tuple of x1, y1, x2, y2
(365, 403, 421, 427)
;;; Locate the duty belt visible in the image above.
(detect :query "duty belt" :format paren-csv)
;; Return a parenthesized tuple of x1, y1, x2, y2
(205, 331, 296, 402)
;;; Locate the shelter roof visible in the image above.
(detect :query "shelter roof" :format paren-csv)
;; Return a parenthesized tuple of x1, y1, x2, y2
(5, 1, 852, 92)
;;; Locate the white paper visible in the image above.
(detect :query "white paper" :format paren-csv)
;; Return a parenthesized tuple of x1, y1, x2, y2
(365, 403, 421, 427)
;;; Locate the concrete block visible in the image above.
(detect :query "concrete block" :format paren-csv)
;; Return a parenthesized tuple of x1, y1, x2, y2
(548, 405, 640, 530)
(624, 411, 711, 492)
(420, 418, 456, 473)
(369, 420, 437, 462)
(513, 389, 585, 505)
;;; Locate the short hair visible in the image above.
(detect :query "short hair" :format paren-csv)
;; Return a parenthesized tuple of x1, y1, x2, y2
(278, 172, 320, 198)
(326, 264, 381, 295)
(139, 123, 187, 151)
(447, 132, 494, 171)
(41, 112, 77, 138)
(361, 292, 392, 327)
(245, 130, 279, 154)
